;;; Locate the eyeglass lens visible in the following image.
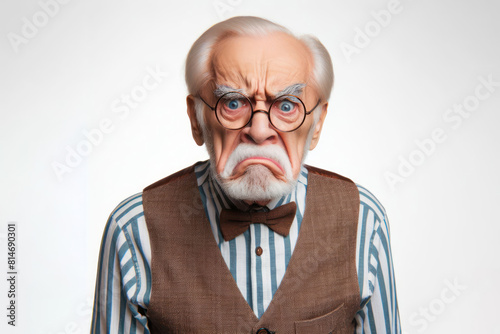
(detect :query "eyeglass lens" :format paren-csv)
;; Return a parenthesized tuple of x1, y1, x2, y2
(216, 92, 306, 131)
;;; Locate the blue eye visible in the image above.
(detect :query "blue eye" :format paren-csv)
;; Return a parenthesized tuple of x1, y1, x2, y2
(279, 101, 294, 113)
(226, 99, 242, 110)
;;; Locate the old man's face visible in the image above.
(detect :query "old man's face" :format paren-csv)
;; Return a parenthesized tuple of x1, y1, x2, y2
(188, 32, 327, 202)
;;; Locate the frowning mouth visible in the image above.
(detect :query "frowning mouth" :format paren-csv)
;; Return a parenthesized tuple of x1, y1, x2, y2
(230, 157, 286, 181)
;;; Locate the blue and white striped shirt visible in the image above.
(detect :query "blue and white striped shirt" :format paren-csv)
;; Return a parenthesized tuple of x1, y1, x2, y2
(91, 161, 400, 333)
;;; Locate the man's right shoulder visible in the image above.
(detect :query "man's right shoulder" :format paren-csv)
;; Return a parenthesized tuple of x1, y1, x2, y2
(108, 193, 145, 228)
(143, 161, 209, 192)
(108, 161, 209, 227)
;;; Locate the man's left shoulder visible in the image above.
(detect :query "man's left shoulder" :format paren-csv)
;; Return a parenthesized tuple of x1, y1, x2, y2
(355, 183, 389, 222)
(305, 164, 354, 183)
(305, 165, 388, 219)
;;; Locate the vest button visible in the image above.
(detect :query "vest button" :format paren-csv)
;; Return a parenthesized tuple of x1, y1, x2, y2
(256, 328, 273, 334)
(255, 246, 263, 256)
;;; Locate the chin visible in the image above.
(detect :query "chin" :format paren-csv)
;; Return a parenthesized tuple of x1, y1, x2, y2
(217, 164, 296, 202)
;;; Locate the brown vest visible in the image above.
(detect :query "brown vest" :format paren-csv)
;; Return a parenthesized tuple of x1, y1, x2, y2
(142, 163, 361, 333)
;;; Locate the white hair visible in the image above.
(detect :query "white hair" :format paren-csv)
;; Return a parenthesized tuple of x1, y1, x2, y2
(185, 16, 334, 102)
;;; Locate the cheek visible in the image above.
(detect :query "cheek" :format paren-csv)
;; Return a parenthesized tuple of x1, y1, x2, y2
(210, 129, 242, 174)
(281, 130, 310, 177)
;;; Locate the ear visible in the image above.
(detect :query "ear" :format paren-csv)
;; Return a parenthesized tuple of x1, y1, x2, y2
(308, 102, 328, 150)
(186, 95, 205, 146)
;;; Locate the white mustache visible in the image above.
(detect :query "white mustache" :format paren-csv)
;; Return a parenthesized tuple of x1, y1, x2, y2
(221, 144, 293, 180)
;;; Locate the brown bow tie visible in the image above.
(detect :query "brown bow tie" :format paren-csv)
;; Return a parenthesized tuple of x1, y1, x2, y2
(219, 202, 297, 241)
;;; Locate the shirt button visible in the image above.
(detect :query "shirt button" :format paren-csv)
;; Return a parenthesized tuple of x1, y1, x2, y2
(255, 246, 263, 256)
(256, 328, 272, 334)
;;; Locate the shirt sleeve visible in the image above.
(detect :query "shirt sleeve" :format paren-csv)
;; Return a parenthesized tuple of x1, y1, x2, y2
(91, 194, 151, 334)
(355, 186, 401, 334)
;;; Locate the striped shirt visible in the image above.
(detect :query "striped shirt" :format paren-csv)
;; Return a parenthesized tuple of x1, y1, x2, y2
(91, 161, 400, 333)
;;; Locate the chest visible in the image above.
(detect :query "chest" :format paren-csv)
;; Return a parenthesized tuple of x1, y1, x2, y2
(143, 166, 361, 333)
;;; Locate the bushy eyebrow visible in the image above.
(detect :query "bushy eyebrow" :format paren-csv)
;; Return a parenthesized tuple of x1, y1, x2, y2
(213, 83, 306, 99)
(214, 85, 245, 98)
(274, 83, 306, 97)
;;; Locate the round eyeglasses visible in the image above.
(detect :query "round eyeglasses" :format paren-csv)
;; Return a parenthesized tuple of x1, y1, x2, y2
(199, 92, 320, 132)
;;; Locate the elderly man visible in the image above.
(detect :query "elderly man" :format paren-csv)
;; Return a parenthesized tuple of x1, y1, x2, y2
(91, 16, 400, 333)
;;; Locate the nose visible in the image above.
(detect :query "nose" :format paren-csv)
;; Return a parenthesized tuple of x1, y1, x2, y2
(240, 110, 279, 145)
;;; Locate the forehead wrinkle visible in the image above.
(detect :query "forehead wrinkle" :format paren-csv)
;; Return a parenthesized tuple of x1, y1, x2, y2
(241, 60, 267, 100)
(213, 63, 258, 97)
(210, 33, 312, 100)
(261, 61, 270, 99)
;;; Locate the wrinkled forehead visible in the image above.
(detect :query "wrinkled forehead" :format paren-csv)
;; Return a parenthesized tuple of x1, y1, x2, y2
(208, 32, 314, 98)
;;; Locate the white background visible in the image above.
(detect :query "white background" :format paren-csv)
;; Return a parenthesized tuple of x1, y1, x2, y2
(1, 0, 499, 333)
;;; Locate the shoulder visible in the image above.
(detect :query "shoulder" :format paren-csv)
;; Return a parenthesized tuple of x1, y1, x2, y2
(108, 192, 145, 229)
(101, 192, 150, 269)
(144, 161, 209, 193)
(305, 164, 355, 183)
(304, 165, 387, 214)
(356, 184, 388, 223)
(304, 165, 359, 203)
(100, 193, 146, 249)
(304, 165, 390, 235)
(355, 183, 392, 248)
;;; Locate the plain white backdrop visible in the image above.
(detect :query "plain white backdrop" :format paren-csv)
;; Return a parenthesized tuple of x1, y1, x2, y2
(1, 0, 499, 333)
